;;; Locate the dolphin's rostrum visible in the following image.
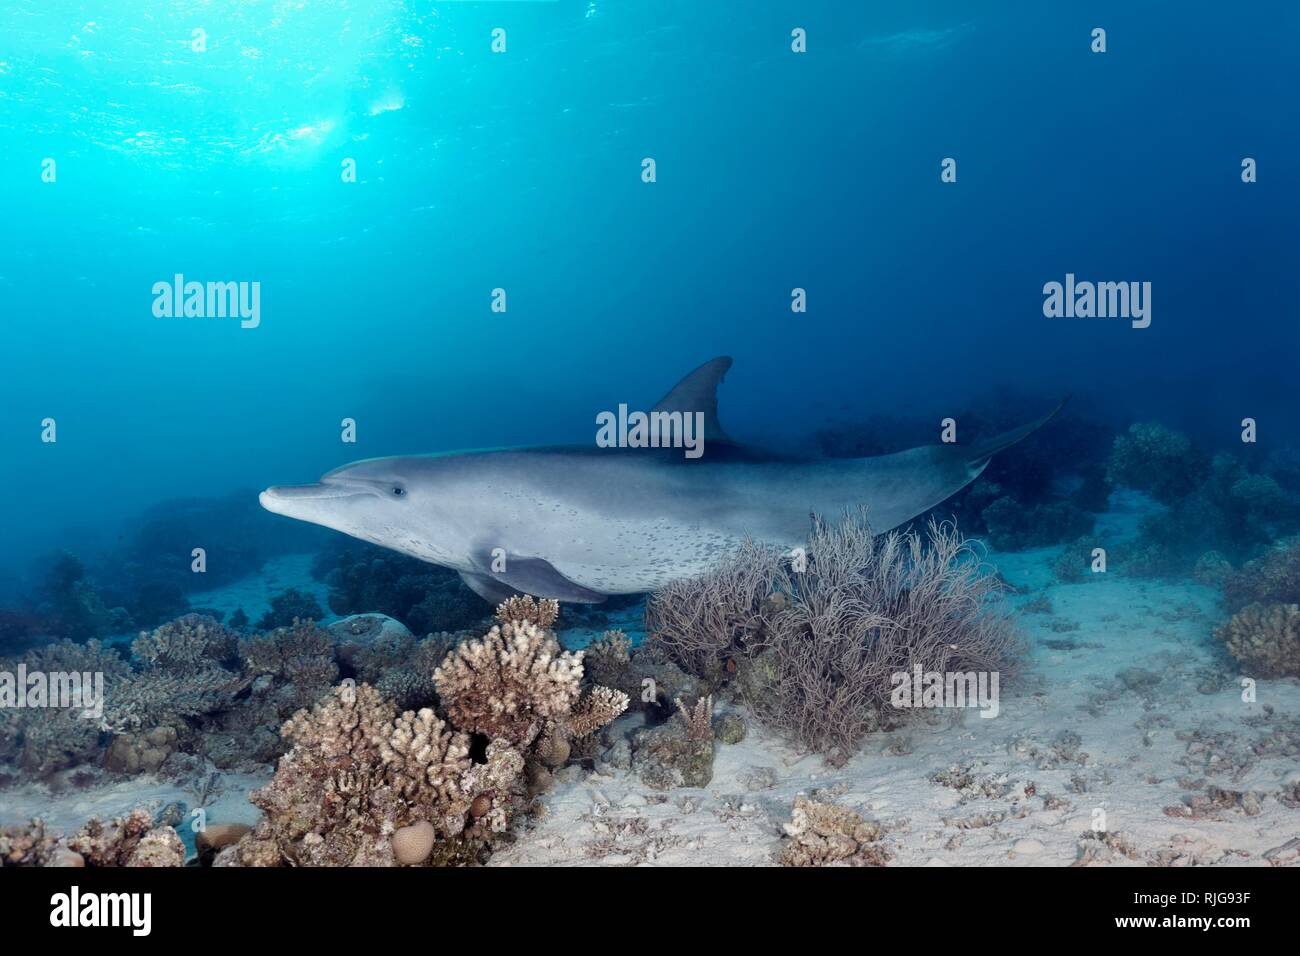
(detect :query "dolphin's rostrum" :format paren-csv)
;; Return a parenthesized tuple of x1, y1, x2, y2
(260, 357, 1061, 604)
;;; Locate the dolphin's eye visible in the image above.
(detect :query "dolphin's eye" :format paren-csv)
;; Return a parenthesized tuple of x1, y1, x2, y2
(391, 486, 406, 497)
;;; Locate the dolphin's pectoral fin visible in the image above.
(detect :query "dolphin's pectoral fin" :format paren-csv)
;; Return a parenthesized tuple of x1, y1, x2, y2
(652, 356, 734, 444)
(469, 552, 608, 604)
(458, 571, 523, 606)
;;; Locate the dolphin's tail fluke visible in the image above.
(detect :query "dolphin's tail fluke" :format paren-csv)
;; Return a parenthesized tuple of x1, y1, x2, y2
(963, 397, 1070, 474)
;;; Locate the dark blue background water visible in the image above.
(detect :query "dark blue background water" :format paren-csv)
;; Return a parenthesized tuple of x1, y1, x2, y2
(3, 0, 1297, 587)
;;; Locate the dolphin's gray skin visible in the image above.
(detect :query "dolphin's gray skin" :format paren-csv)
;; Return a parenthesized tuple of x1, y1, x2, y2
(260, 357, 1061, 604)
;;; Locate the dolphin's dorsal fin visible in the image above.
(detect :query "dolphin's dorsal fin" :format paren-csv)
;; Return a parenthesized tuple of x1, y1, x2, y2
(652, 356, 733, 443)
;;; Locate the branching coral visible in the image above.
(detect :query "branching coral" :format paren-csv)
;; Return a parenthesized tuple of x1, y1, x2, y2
(131, 613, 237, 671)
(378, 707, 472, 835)
(675, 695, 713, 742)
(351, 629, 456, 711)
(226, 595, 635, 865)
(1106, 422, 1205, 504)
(583, 629, 632, 687)
(0, 639, 129, 777)
(236, 681, 534, 866)
(68, 808, 185, 867)
(779, 796, 888, 866)
(1216, 603, 1300, 678)
(496, 594, 560, 630)
(569, 686, 631, 739)
(103, 668, 245, 734)
(241, 682, 398, 867)
(433, 620, 584, 746)
(238, 618, 338, 709)
(1221, 539, 1300, 611)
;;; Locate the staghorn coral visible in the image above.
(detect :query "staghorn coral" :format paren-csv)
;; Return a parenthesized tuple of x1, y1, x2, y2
(779, 796, 888, 866)
(1216, 603, 1300, 678)
(569, 686, 630, 739)
(675, 694, 714, 742)
(433, 620, 583, 746)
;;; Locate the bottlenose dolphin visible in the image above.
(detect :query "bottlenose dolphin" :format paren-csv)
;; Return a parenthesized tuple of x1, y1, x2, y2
(260, 357, 1060, 603)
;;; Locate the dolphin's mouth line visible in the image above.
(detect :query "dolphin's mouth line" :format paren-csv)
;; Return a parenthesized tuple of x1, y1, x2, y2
(261, 482, 368, 502)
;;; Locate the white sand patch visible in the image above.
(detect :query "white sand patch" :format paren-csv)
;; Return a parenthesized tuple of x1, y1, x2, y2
(187, 553, 333, 625)
(0, 769, 269, 856)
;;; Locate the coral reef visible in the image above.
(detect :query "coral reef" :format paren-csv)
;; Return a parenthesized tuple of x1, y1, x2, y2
(238, 618, 338, 709)
(132, 613, 238, 671)
(1107, 422, 1206, 504)
(67, 808, 185, 867)
(980, 497, 1094, 553)
(1116, 446, 1297, 577)
(256, 588, 325, 630)
(433, 609, 583, 746)
(312, 539, 489, 634)
(345, 622, 456, 711)
(1, 611, 360, 780)
(0, 638, 129, 777)
(631, 697, 716, 791)
(779, 796, 889, 866)
(225, 598, 626, 866)
(1220, 538, 1300, 611)
(2, 808, 186, 868)
(1215, 603, 1300, 678)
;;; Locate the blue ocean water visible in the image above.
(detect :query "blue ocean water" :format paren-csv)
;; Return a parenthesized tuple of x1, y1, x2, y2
(1, 0, 1296, 594)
